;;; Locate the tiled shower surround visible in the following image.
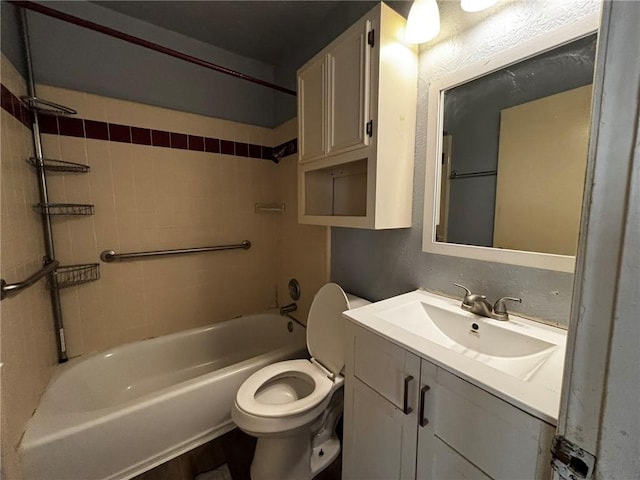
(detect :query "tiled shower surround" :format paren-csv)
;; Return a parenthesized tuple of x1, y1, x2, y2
(29, 83, 326, 358)
(1, 52, 328, 478)
(0, 54, 58, 479)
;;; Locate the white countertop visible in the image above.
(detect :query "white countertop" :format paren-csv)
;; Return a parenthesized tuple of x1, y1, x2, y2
(343, 289, 567, 425)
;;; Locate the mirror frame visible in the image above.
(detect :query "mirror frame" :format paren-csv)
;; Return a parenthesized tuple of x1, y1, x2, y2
(422, 14, 600, 273)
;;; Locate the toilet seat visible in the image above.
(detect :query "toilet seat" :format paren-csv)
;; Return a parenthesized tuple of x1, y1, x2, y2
(235, 359, 334, 418)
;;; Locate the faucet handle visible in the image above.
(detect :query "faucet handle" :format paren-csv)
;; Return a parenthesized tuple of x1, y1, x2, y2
(454, 283, 481, 309)
(453, 283, 472, 296)
(492, 296, 522, 320)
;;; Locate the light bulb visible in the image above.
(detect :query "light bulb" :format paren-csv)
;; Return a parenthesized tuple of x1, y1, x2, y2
(405, 0, 441, 44)
(460, 0, 499, 13)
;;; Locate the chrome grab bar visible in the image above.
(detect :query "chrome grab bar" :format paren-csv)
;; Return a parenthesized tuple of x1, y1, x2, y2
(1, 259, 60, 300)
(100, 240, 251, 263)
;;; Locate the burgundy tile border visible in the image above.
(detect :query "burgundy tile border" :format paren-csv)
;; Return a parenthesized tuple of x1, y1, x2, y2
(220, 140, 235, 155)
(0, 84, 14, 115)
(85, 119, 109, 140)
(235, 142, 249, 157)
(261, 146, 274, 160)
(152, 129, 170, 147)
(0, 82, 297, 162)
(58, 116, 85, 138)
(109, 123, 131, 143)
(39, 114, 59, 135)
(131, 127, 151, 145)
(1, 84, 33, 129)
(170, 132, 188, 150)
(205, 137, 220, 153)
(248, 144, 262, 159)
(188, 135, 204, 152)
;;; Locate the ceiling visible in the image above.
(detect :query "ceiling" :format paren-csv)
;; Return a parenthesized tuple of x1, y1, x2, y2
(93, 1, 412, 66)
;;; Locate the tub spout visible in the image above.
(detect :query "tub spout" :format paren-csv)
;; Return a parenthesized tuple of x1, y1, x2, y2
(280, 303, 297, 315)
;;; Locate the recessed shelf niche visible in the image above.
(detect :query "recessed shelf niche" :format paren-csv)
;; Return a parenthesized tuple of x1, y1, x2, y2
(304, 159, 367, 217)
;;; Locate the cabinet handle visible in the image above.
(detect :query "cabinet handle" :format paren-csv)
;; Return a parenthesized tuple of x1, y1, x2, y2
(419, 384, 431, 427)
(403, 375, 414, 415)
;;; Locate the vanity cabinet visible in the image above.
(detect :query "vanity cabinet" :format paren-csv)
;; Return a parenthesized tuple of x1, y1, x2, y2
(343, 323, 555, 480)
(297, 3, 417, 229)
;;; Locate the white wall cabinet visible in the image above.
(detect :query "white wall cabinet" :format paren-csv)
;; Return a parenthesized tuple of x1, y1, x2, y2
(298, 55, 326, 162)
(343, 323, 555, 480)
(327, 19, 370, 157)
(297, 3, 417, 229)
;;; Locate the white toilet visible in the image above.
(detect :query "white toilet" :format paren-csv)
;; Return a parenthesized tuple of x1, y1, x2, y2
(232, 283, 368, 480)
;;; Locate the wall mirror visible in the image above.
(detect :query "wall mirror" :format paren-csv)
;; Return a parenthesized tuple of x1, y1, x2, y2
(423, 16, 599, 272)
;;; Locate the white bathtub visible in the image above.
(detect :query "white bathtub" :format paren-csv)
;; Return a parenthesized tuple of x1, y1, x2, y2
(20, 313, 307, 480)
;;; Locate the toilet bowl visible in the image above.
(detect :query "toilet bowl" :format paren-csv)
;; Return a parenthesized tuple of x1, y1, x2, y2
(232, 283, 368, 480)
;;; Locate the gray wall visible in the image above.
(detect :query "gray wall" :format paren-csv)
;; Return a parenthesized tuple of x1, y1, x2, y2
(444, 35, 596, 247)
(331, 0, 602, 327)
(0, 2, 25, 75)
(0, 1, 390, 128)
(272, 1, 381, 125)
(1, 1, 277, 127)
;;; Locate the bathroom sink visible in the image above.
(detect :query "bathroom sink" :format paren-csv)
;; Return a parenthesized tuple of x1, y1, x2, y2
(343, 289, 567, 423)
(376, 301, 557, 381)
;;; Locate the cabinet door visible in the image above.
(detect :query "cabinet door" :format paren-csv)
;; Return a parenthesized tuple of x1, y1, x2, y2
(416, 359, 514, 480)
(429, 438, 492, 480)
(345, 378, 418, 480)
(344, 324, 420, 480)
(327, 19, 371, 156)
(352, 324, 418, 409)
(298, 55, 326, 162)
(423, 367, 555, 480)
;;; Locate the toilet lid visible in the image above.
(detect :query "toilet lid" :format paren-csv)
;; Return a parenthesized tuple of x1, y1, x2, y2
(306, 283, 350, 376)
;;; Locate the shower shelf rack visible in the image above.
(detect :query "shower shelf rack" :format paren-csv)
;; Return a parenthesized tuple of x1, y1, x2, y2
(34, 203, 95, 216)
(48, 264, 101, 290)
(17, 5, 100, 361)
(27, 157, 90, 173)
(20, 95, 77, 116)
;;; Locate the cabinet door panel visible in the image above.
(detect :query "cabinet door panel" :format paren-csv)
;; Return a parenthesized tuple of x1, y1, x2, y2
(327, 20, 370, 155)
(298, 56, 326, 162)
(431, 438, 492, 480)
(347, 378, 417, 480)
(353, 326, 418, 408)
(434, 369, 554, 480)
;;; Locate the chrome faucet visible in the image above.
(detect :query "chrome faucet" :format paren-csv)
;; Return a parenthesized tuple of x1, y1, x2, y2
(454, 284, 522, 321)
(491, 296, 522, 321)
(279, 302, 297, 315)
(454, 284, 493, 317)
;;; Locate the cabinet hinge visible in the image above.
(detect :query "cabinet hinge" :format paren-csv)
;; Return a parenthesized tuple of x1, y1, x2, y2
(551, 435, 596, 480)
(366, 120, 373, 137)
(368, 29, 375, 47)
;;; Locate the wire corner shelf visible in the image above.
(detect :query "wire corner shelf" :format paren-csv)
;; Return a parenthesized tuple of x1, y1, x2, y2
(34, 203, 95, 216)
(48, 263, 100, 290)
(20, 96, 77, 116)
(28, 157, 90, 173)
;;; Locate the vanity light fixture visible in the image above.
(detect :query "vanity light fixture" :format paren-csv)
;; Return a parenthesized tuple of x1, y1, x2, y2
(405, 0, 441, 44)
(460, 0, 499, 13)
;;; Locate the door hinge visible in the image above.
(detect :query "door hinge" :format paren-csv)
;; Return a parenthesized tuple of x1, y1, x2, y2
(551, 435, 596, 480)
(368, 29, 375, 47)
(366, 120, 373, 137)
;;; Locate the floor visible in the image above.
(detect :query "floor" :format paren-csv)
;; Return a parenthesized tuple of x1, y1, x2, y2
(133, 428, 342, 480)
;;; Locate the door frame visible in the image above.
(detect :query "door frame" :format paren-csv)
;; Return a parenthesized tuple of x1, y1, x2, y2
(557, 1, 640, 478)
